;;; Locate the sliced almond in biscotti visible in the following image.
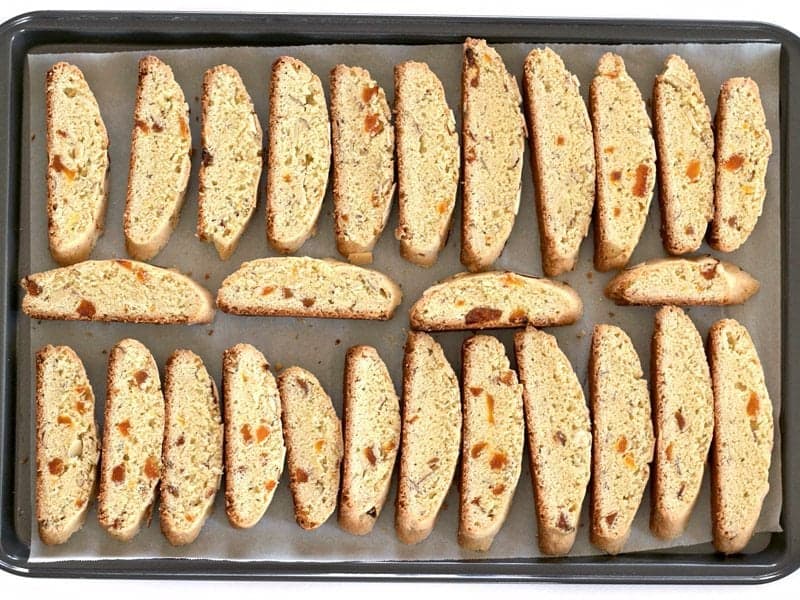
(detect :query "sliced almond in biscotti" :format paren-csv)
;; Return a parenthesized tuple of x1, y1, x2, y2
(97, 339, 164, 541)
(267, 57, 331, 254)
(330, 65, 394, 262)
(461, 38, 526, 272)
(409, 271, 582, 331)
(589, 324, 654, 555)
(124, 56, 191, 261)
(708, 319, 773, 554)
(339, 346, 400, 535)
(522, 48, 595, 276)
(653, 55, 714, 255)
(650, 306, 713, 540)
(216, 256, 401, 320)
(604, 255, 759, 306)
(394, 61, 460, 267)
(197, 65, 262, 260)
(591, 53, 657, 272)
(396, 332, 461, 544)
(459, 335, 524, 551)
(160, 350, 223, 546)
(709, 78, 773, 252)
(46, 62, 109, 266)
(278, 367, 343, 530)
(514, 326, 591, 556)
(223, 344, 285, 529)
(20, 259, 214, 324)
(35, 345, 99, 545)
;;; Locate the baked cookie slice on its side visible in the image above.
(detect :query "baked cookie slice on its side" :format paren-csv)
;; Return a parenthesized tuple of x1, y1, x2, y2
(160, 350, 223, 546)
(522, 48, 595, 276)
(461, 38, 526, 272)
(197, 65, 262, 260)
(589, 324, 654, 555)
(267, 57, 331, 254)
(46, 62, 109, 265)
(708, 319, 773, 554)
(124, 56, 191, 261)
(591, 53, 657, 272)
(278, 367, 343, 530)
(653, 55, 714, 255)
(223, 344, 285, 529)
(35, 345, 99, 545)
(97, 339, 164, 541)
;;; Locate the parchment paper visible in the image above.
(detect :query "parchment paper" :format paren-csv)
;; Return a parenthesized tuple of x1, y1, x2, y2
(18, 40, 781, 562)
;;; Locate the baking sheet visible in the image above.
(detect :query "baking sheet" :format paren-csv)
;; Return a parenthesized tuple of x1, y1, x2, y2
(18, 40, 781, 562)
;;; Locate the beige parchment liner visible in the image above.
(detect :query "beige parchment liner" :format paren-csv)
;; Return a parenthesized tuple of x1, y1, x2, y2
(18, 41, 780, 562)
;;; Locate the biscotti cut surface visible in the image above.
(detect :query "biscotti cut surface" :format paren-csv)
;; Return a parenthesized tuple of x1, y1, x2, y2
(590, 324, 654, 555)
(514, 326, 591, 556)
(591, 53, 657, 272)
(197, 65, 262, 260)
(35, 345, 99, 545)
(409, 271, 582, 331)
(523, 48, 595, 276)
(124, 56, 191, 261)
(46, 62, 109, 266)
(223, 344, 285, 529)
(604, 256, 759, 306)
(650, 307, 713, 540)
(710, 78, 773, 252)
(709, 319, 773, 554)
(97, 339, 164, 541)
(330, 65, 394, 261)
(461, 38, 526, 272)
(394, 61, 460, 267)
(339, 346, 400, 535)
(21, 259, 215, 324)
(396, 332, 461, 544)
(653, 55, 714, 255)
(216, 256, 401, 320)
(160, 350, 223, 546)
(278, 367, 343, 529)
(267, 57, 331, 254)
(458, 335, 524, 551)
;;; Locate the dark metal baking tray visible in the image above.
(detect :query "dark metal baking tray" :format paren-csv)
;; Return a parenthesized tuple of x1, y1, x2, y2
(0, 10, 798, 583)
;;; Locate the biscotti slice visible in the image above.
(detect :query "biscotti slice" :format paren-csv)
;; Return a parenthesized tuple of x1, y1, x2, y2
(709, 319, 773, 554)
(223, 344, 285, 529)
(160, 350, 223, 546)
(278, 367, 343, 529)
(396, 332, 461, 544)
(459, 335, 524, 551)
(522, 48, 595, 276)
(514, 326, 591, 556)
(409, 271, 582, 331)
(590, 324, 654, 555)
(653, 55, 714, 255)
(650, 307, 713, 540)
(339, 346, 401, 535)
(21, 259, 214, 324)
(35, 345, 99, 545)
(604, 256, 759, 306)
(394, 61, 459, 267)
(97, 339, 164, 541)
(267, 57, 331, 254)
(330, 65, 394, 262)
(461, 38, 526, 272)
(124, 56, 191, 261)
(46, 62, 109, 265)
(591, 53, 657, 272)
(197, 65, 262, 260)
(217, 256, 401, 320)
(709, 78, 773, 252)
